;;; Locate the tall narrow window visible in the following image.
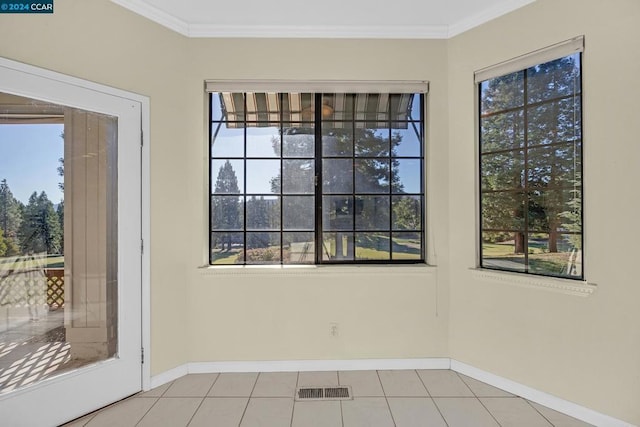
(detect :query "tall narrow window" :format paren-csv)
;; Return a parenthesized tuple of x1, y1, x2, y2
(478, 43, 583, 279)
(209, 90, 425, 265)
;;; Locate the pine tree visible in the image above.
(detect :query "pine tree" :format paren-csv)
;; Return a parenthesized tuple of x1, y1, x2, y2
(212, 161, 241, 251)
(18, 191, 62, 254)
(0, 179, 23, 256)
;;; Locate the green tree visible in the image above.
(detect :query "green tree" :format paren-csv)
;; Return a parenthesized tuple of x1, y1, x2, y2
(0, 229, 8, 257)
(0, 179, 23, 256)
(246, 196, 272, 249)
(18, 191, 62, 254)
(480, 54, 581, 254)
(211, 160, 241, 251)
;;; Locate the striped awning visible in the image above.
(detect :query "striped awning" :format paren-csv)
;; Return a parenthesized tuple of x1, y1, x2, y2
(218, 93, 415, 129)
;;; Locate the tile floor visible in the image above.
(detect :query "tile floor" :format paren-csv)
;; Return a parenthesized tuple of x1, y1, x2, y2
(63, 370, 593, 427)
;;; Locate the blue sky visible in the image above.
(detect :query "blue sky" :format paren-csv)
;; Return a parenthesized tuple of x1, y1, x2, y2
(0, 123, 64, 204)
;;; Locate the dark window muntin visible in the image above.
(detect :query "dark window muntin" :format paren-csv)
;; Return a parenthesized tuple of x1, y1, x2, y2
(209, 92, 425, 265)
(478, 53, 583, 280)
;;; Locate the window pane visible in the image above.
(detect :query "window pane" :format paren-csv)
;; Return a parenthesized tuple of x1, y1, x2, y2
(211, 159, 244, 194)
(528, 144, 581, 189)
(392, 127, 421, 157)
(527, 98, 582, 147)
(322, 93, 354, 121)
(355, 196, 390, 230)
(480, 71, 524, 114)
(527, 54, 581, 104)
(245, 232, 281, 264)
(246, 159, 279, 194)
(283, 196, 314, 230)
(322, 232, 354, 261)
(211, 124, 244, 157)
(282, 160, 314, 194)
(388, 93, 412, 121)
(527, 233, 582, 278)
(219, 92, 245, 121)
(211, 196, 243, 230)
(245, 93, 280, 122)
(323, 159, 353, 194)
(528, 189, 582, 234)
(392, 232, 422, 260)
(282, 93, 314, 122)
(355, 159, 390, 193)
(323, 196, 353, 231)
(392, 196, 421, 231)
(210, 232, 244, 264)
(211, 93, 225, 121)
(480, 110, 524, 152)
(355, 126, 389, 157)
(392, 159, 421, 194)
(355, 93, 387, 122)
(481, 150, 524, 191)
(408, 94, 422, 121)
(481, 191, 525, 231)
(356, 233, 390, 260)
(247, 126, 279, 158)
(283, 232, 315, 264)
(481, 230, 526, 272)
(322, 126, 353, 157)
(246, 195, 280, 230)
(282, 125, 314, 157)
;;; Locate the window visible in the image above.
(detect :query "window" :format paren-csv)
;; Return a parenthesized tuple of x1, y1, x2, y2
(478, 39, 583, 279)
(209, 90, 425, 265)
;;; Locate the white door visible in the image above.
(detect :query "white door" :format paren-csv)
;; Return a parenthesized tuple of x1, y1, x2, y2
(0, 59, 142, 426)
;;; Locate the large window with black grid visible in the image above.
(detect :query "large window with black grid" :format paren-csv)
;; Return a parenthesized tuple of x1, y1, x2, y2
(208, 88, 425, 265)
(477, 37, 584, 279)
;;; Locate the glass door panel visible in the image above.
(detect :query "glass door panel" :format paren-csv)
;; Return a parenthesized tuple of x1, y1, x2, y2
(0, 93, 118, 393)
(0, 58, 142, 426)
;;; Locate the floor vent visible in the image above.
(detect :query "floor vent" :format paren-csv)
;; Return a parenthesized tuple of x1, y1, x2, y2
(296, 386, 352, 401)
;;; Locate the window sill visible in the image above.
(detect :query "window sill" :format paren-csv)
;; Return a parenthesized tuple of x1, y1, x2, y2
(198, 263, 437, 277)
(469, 268, 596, 297)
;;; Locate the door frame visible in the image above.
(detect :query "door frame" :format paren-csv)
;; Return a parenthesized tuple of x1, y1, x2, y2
(0, 56, 151, 423)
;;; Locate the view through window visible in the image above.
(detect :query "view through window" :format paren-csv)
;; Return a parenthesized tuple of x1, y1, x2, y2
(209, 92, 425, 265)
(0, 92, 118, 393)
(479, 53, 583, 279)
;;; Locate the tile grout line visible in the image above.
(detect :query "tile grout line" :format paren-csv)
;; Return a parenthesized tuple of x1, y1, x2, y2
(476, 396, 504, 427)
(415, 369, 451, 427)
(453, 370, 479, 397)
(134, 396, 162, 427)
(237, 372, 260, 426)
(337, 371, 344, 427)
(185, 373, 221, 426)
(376, 370, 397, 427)
(524, 399, 557, 427)
(289, 371, 300, 427)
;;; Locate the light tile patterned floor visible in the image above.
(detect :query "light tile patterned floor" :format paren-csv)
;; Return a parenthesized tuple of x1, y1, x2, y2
(62, 370, 593, 427)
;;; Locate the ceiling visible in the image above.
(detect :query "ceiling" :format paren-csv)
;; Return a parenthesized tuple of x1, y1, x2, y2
(110, 0, 535, 39)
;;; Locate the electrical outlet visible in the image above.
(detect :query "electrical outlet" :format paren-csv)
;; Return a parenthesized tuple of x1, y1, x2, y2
(330, 322, 339, 337)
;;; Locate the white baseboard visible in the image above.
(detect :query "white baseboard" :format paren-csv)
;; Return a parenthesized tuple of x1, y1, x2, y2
(187, 357, 450, 374)
(149, 358, 449, 388)
(148, 358, 632, 427)
(450, 360, 634, 427)
(149, 364, 188, 390)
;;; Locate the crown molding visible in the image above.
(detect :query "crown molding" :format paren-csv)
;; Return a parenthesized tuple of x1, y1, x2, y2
(111, 0, 536, 39)
(188, 23, 449, 39)
(448, 0, 536, 37)
(110, 0, 190, 36)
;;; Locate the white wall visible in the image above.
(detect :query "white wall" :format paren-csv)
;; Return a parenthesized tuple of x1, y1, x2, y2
(447, 0, 640, 424)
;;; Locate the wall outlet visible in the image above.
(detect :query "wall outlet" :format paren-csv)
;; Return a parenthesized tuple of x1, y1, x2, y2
(330, 322, 339, 337)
